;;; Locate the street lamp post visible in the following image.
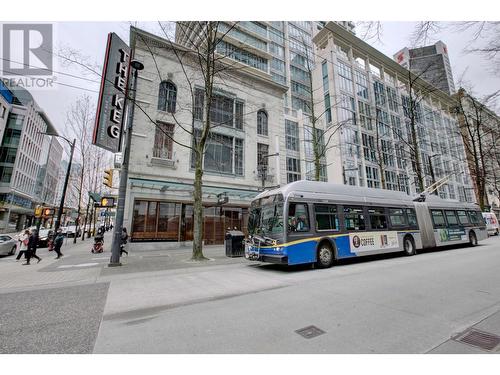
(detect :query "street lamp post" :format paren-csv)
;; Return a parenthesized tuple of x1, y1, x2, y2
(109, 59, 144, 267)
(428, 154, 440, 196)
(258, 153, 279, 190)
(39, 133, 76, 232)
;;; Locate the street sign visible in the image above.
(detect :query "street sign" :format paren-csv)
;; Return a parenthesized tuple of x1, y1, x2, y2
(93, 32, 131, 153)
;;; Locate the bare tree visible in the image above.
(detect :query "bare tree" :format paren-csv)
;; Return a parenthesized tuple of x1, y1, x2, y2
(355, 22, 384, 44)
(300, 35, 345, 181)
(64, 94, 96, 242)
(454, 88, 500, 209)
(133, 22, 282, 260)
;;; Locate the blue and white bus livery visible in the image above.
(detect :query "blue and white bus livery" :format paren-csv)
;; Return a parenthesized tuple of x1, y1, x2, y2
(245, 181, 487, 268)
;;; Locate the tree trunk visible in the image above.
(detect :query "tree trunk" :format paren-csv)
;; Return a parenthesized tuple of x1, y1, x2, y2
(410, 121, 424, 192)
(375, 120, 386, 189)
(311, 119, 322, 182)
(192, 149, 206, 260)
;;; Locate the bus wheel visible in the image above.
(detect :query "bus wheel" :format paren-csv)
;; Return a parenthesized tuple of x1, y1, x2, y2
(316, 243, 334, 269)
(469, 231, 478, 247)
(403, 235, 416, 256)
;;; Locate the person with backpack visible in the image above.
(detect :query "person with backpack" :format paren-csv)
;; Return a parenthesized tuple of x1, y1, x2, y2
(53, 228, 65, 259)
(16, 229, 30, 262)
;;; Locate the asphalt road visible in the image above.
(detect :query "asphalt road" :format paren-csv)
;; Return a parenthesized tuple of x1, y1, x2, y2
(93, 237, 500, 353)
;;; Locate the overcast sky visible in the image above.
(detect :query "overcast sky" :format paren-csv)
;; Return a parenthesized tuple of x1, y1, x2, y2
(5, 21, 499, 143)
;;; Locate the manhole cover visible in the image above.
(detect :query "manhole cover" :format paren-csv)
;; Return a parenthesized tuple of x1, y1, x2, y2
(454, 329, 500, 351)
(295, 325, 326, 339)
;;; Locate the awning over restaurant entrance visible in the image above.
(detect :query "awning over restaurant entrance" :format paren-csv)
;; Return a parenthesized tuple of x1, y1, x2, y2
(129, 178, 261, 204)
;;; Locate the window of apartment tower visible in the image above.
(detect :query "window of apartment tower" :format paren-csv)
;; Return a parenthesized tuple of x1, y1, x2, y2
(153, 122, 174, 160)
(158, 81, 177, 113)
(257, 110, 268, 136)
(287, 157, 301, 183)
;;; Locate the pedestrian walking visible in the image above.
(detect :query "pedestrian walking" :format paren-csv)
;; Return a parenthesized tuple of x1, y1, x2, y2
(53, 228, 65, 259)
(16, 229, 30, 261)
(24, 229, 42, 265)
(120, 227, 129, 256)
(47, 230, 55, 252)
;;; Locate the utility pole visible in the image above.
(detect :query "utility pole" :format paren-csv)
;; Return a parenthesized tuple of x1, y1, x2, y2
(258, 153, 279, 191)
(81, 199, 90, 241)
(428, 154, 439, 196)
(38, 133, 76, 232)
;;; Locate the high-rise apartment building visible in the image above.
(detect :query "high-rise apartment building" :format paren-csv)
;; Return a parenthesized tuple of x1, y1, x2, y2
(313, 22, 474, 201)
(176, 22, 354, 183)
(394, 41, 456, 95)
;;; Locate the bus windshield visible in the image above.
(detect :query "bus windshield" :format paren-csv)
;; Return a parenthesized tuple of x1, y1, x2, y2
(248, 194, 284, 236)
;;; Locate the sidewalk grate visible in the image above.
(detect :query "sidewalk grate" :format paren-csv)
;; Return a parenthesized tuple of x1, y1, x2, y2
(295, 325, 326, 339)
(454, 329, 500, 351)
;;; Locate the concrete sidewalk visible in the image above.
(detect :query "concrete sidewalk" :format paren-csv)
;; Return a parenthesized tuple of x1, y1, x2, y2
(428, 308, 500, 353)
(100, 240, 247, 276)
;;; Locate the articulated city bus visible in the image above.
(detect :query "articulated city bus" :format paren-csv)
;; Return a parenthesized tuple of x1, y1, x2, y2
(245, 181, 487, 268)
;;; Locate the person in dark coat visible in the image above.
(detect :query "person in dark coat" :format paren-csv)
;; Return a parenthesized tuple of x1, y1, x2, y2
(24, 229, 42, 265)
(120, 227, 129, 256)
(53, 228, 65, 259)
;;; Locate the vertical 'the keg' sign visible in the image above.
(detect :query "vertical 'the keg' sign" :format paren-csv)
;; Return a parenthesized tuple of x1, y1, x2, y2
(93, 32, 131, 153)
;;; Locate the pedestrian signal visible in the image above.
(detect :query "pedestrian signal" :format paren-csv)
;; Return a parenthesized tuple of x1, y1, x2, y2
(43, 208, 55, 217)
(100, 197, 115, 207)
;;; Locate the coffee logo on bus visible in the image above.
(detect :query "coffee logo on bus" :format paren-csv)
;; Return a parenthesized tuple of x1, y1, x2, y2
(352, 235, 361, 248)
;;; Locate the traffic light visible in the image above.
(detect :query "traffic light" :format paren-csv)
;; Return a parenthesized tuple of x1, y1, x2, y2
(34, 205, 43, 218)
(100, 197, 115, 207)
(103, 169, 113, 188)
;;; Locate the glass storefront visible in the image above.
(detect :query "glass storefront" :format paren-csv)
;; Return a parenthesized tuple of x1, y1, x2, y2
(131, 199, 248, 244)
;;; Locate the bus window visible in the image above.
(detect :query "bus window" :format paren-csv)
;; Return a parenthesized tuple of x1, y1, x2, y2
(389, 208, 407, 227)
(315, 204, 339, 231)
(288, 203, 310, 232)
(344, 206, 366, 231)
(368, 207, 388, 229)
(456, 210, 470, 226)
(431, 210, 446, 228)
(468, 211, 481, 226)
(445, 210, 459, 226)
(406, 208, 418, 228)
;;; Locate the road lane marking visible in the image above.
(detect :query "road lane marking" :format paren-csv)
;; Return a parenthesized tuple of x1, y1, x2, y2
(57, 262, 100, 269)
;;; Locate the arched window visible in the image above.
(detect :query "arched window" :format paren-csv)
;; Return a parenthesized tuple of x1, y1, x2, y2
(158, 81, 177, 113)
(257, 110, 268, 136)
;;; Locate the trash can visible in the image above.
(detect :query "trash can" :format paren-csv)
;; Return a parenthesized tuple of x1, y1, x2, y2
(225, 230, 245, 257)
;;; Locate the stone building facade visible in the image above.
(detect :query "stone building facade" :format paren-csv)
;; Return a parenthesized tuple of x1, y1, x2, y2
(125, 27, 287, 243)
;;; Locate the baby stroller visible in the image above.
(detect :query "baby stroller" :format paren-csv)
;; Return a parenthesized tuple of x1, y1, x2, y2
(91, 230, 104, 253)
